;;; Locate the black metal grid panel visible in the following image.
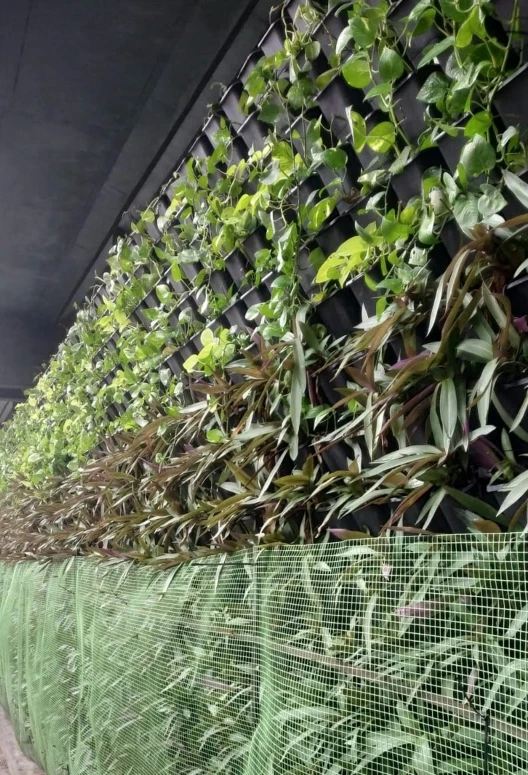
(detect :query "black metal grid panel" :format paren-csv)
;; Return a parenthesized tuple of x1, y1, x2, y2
(76, 0, 528, 491)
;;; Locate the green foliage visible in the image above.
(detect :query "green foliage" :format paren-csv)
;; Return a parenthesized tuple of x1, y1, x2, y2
(0, 0, 527, 551)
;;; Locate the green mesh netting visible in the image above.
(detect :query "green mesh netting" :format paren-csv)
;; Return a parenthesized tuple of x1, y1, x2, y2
(0, 535, 527, 775)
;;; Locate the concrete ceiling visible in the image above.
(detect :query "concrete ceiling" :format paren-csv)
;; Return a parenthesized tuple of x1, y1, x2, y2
(0, 0, 274, 405)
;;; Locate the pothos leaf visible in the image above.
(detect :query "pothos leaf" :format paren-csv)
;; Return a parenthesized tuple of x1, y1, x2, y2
(349, 16, 377, 48)
(418, 210, 436, 245)
(366, 122, 396, 153)
(313, 147, 347, 170)
(308, 197, 337, 231)
(336, 24, 354, 56)
(378, 48, 405, 81)
(346, 108, 367, 153)
(453, 193, 479, 232)
(478, 185, 507, 218)
(342, 55, 371, 88)
(417, 72, 450, 103)
(464, 111, 492, 138)
(417, 35, 454, 67)
(460, 135, 496, 178)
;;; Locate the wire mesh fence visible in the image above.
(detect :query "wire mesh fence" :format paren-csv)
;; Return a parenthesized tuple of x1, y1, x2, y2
(0, 535, 527, 774)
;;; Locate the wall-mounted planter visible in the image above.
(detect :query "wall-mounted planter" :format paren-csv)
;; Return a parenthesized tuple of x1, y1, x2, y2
(347, 272, 379, 318)
(220, 82, 246, 130)
(312, 214, 364, 303)
(136, 292, 158, 327)
(316, 210, 357, 257)
(107, 333, 119, 353)
(297, 173, 327, 208)
(316, 286, 361, 338)
(217, 298, 248, 331)
(241, 283, 271, 312)
(493, 0, 528, 64)
(189, 134, 226, 186)
(171, 337, 201, 373)
(238, 112, 269, 151)
(144, 221, 162, 242)
(167, 271, 187, 296)
(189, 134, 214, 162)
(102, 370, 115, 388)
(318, 78, 368, 143)
(240, 225, 270, 265)
(438, 497, 470, 534)
(436, 120, 485, 186)
(164, 350, 184, 377)
(298, 242, 318, 294)
(179, 261, 203, 286)
(286, 0, 312, 33)
(209, 269, 234, 297)
(426, 241, 452, 278)
(157, 197, 171, 224)
(314, 14, 348, 60)
(226, 135, 248, 169)
(325, 501, 387, 535)
(111, 401, 126, 418)
(167, 295, 203, 334)
(488, 482, 527, 528)
(320, 441, 351, 473)
(494, 62, 528, 130)
(121, 391, 132, 409)
(92, 290, 106, 308)
(392, 70, 435, 145)
(224, 249, 250, 289)
(439, 218, 465, 260)
(163, 176, 180, 202)
(316, 363, 348, 407)
(259, 22, 286, 57)
(129, 231, 142, 248)
(285, 109, 333, 170)
(386, 317, 429, 365)
(506, 275, 528, 317)
(130, 310, 147, 329)
(106, 405, 119, 421)
(352, 505, 387, 535)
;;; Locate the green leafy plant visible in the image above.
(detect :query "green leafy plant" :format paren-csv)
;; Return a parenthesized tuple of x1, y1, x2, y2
(0, 0, 526, 549)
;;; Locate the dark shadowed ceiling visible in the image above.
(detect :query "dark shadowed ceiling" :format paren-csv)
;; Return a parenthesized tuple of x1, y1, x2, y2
(0, 0, 274, 414)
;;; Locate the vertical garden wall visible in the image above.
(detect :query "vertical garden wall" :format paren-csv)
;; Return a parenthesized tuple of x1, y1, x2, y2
(0, 1, 527, 771)
(0, 0, 527, 554)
